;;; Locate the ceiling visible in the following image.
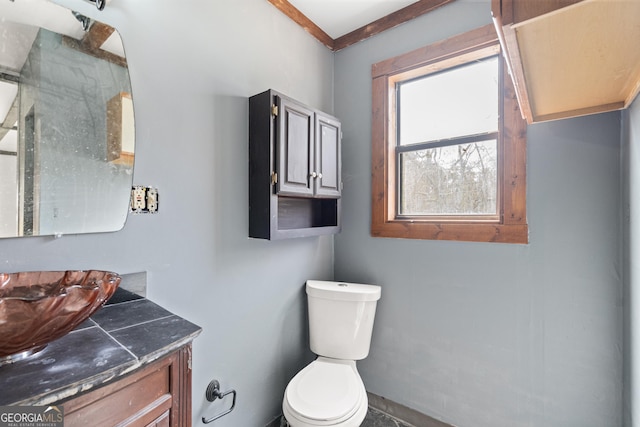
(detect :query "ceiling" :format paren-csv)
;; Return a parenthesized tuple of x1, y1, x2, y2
(269, 0, 454, 51)
(288, 0, 418, 39)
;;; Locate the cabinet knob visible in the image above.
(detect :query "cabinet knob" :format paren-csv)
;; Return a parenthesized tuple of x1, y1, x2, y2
(310, 172, 317, 178)
(317, 173, 322, 179)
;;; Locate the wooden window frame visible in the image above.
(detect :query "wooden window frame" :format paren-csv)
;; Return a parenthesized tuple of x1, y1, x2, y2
(371, 24, 528, 244)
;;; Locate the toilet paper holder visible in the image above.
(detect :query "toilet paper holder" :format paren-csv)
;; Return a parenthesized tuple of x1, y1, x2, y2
(202, 379, 237, 424)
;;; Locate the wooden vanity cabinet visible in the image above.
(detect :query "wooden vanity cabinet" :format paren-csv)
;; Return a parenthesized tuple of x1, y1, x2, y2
(249, 89, 342, 240)
(61, 345, 193, 427)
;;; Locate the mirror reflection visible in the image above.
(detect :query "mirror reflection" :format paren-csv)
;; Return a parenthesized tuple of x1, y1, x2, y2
(0, 0, 134, 238)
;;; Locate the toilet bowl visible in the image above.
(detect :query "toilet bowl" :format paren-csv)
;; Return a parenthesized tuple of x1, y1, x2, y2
(282, 280, 381, 427)
(283, 358, 368, 427)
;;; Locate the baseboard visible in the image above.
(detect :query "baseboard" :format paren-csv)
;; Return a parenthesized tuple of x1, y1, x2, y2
(367, 392, 454, 427)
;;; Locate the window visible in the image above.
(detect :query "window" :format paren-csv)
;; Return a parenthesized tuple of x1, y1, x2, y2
(371, 25, 528, 243)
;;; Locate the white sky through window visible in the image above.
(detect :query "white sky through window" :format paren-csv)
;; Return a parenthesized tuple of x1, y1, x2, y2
(398, 56, 499, 145)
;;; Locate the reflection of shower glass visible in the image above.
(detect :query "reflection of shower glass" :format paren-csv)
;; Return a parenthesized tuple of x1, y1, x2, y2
(23, 108, 35, 236)
(0, 0, 135, 238)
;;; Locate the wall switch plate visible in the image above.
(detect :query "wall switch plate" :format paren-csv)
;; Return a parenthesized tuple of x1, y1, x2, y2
(130, 186, 159, 214)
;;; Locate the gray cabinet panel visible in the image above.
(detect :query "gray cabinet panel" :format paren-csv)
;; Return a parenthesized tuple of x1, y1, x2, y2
(315, 113, 341, 198)
(277, 97, 314, 197)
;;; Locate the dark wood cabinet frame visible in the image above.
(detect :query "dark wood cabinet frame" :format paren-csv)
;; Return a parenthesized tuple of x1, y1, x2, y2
(249, 89, 342, 240)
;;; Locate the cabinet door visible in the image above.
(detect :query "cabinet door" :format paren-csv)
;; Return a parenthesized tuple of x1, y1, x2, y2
(145, 410, 170, 427)
(62, 345, 193, 427)
(314, 112, 341, 198)
(276, 96, 314, 197)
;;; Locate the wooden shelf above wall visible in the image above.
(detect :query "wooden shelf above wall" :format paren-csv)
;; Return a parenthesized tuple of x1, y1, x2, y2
(492, 0, 640, 124)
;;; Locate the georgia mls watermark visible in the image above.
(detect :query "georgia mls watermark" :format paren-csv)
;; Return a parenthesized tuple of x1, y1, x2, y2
(0, 406, 63, 427)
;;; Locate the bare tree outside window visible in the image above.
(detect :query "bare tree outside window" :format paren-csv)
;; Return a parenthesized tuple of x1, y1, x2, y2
(370, 25, 528, 243)
(400, 140, 497, 215)
(397, 56, 499, 217)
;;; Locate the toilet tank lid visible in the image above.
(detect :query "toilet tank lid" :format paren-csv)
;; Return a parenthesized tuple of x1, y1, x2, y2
(306, 280, 381, 302)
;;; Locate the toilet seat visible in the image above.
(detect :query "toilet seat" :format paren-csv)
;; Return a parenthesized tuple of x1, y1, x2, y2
(283, 357, 366, 426)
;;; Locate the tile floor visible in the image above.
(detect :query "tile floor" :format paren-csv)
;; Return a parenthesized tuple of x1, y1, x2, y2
(280, 407, 413, 427)
(361, 407, 414, 427)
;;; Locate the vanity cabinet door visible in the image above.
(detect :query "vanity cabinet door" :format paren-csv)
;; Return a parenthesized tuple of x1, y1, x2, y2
(62, 345, 192, 427)
(276, 96, 315, 197)
(314, 112, 341, 198)
(145, 411, 170, 427)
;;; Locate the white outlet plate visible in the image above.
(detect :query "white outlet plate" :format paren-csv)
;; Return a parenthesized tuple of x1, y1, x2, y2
(131, 186, 146, 212)
(130, 186, 159, 214)
(146, 188, 158, 213)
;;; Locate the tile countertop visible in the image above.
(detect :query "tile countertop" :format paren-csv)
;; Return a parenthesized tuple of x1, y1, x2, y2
(0, 288, 202, 406)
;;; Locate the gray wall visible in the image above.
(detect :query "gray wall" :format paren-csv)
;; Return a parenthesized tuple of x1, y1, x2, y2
(624, 94, 640, 427)
(334, 1, 623, 426)
(2, 0, 333, 425)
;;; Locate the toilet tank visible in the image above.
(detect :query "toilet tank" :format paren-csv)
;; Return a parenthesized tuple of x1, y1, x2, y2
(306, 280, 381, 360)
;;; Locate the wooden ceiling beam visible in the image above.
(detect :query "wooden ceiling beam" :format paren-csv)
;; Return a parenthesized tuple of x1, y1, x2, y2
(334, 0, 455, 51)
(62, 24, 127, 69)
(269, 0, 454, 51)
(267, 0, 334, 50)
(82, 21, 115, 51)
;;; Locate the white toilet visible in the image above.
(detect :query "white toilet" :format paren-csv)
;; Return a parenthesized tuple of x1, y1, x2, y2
(282, 280, 381, 427)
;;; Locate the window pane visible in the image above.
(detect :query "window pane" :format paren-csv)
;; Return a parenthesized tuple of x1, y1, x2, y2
(399, 140, 498, 215)
(398, 56, 498, 145)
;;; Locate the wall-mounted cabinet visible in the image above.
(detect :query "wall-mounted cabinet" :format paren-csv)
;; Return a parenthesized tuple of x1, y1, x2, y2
(249, 89, 341, 240)
(492, 0, 640, 123)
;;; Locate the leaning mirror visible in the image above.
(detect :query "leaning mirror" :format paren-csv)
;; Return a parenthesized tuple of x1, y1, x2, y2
(0, 0, 134, 238)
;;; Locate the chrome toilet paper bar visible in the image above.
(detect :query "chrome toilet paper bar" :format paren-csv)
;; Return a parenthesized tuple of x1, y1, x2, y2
(202, 379, 237, 424)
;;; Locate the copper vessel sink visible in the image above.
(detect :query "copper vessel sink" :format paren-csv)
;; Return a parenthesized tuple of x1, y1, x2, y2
(0, 270, 121, 365)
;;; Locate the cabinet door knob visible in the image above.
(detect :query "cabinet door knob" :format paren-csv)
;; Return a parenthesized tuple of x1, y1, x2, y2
(317, 173, 322, 179)
(310, 172, 317, 178)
